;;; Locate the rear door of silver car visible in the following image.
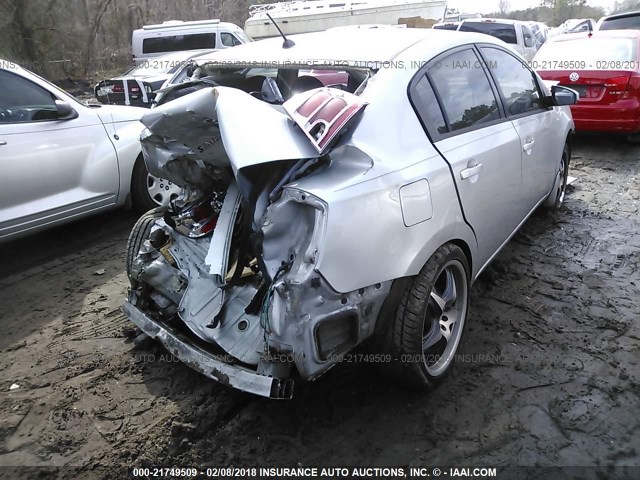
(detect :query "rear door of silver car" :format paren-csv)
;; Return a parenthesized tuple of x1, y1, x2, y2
(410, 46, 524, 267)
(478, 46, 557, 209)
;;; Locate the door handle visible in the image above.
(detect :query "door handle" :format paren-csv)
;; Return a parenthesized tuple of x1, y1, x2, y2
(460, 163, 483, 180)
(523, 139, 535, 152)
(0, 140, 7, 146)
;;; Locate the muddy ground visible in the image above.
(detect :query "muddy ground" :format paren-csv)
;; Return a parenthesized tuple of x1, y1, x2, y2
(0, 135, 639, 478)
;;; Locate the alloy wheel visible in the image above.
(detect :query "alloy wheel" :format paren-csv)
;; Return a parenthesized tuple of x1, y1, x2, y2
(422, 260, 468, 377)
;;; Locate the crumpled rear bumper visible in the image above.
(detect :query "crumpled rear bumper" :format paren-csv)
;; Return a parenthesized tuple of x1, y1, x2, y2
(121, 301, 294, 399)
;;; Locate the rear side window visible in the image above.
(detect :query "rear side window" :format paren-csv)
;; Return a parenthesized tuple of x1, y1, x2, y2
(600, 15, 640, 31)
(481, 47, 543, 116)
(143, 33, 216, 54)
(459, 22, 517, 44)
(412, 75, 447, 135)
(426, 48, 500, 133)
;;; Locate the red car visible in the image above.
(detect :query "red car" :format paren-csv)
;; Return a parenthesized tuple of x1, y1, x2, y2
(534, 30, 640, 138)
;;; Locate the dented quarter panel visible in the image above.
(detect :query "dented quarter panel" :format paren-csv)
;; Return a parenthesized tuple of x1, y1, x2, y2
(284, 54, 478, 292)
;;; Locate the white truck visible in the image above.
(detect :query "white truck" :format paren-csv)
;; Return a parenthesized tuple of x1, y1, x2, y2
(458, 18, 539, 62)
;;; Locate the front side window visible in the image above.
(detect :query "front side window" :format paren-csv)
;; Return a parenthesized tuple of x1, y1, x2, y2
(481, 47, 544, 116)
(521, 26, 533, 47)
(220, 32, 242, 47)
(427, 48, 500, 133)
(0, 70, 57, 123)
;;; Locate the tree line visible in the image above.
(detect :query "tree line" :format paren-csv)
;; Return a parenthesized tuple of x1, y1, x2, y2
(0, 0, 629, 82)
(493, 0, 606, 26)
(0, 0, 256, 80)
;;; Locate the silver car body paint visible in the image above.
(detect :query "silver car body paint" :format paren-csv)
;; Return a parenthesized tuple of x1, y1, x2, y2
(123, 29, 575, 397)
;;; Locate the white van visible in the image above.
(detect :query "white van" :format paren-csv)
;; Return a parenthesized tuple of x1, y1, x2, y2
(132, 19, 251, 63)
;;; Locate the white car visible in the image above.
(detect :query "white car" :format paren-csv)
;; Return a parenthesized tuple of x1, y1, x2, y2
(0, 61, 181, 241)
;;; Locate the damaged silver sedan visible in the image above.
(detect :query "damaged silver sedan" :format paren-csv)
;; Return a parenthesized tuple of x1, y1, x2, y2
(122, 29, 577, 398)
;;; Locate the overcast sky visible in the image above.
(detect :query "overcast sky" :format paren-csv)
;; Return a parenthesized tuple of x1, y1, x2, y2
(448, 0, 615, 14)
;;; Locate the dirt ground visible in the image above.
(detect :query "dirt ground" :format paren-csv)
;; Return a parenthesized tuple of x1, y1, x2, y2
(0, 135, 639, 478)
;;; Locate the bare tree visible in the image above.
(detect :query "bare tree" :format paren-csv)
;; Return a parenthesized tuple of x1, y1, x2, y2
(498, 0, 511, 15)
(0, 0, 258, 79)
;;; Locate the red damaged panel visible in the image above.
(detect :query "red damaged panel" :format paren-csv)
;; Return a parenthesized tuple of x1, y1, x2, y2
(284, 88, 367, 155)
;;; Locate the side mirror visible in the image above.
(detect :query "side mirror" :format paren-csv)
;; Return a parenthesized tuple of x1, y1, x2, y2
(261, 77, 284, 104)
(551, 85, 578, 106)
(524, 34, 534, 48)
(55, 100, 78, 120)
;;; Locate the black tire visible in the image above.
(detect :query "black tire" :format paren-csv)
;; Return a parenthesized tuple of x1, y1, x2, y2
(388, 243, 470, 390)
(130, 157, 159, 214)
(542, 141, 570, 212)
(125, 207, 165, 280)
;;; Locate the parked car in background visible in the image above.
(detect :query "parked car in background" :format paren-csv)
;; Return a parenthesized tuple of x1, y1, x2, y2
(549, 18, 595, 37)
(432, 21, 461, 30)
(597, 11, 640, 31)
(528, 21, 549, 47)
(0, 61, 181, 241)
(534, 30, 640, 140)
(94, 50, 214, 107)
(122, 28, 576, 398)
(132, 19, 251, 64)
(458, 18, 538, 61)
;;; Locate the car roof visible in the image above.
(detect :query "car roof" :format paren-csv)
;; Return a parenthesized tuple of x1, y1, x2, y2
(461, 18, 526, 25)
(548, 29, 640, 42)
(188, 28, 498, 68)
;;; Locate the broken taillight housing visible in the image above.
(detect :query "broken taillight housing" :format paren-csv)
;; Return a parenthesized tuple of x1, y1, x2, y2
(172, 195, 222, 238)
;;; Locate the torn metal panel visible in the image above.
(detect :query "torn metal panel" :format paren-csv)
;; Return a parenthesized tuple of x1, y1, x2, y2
(214, 86, 318, 174)
(205, 182, 241, 278)
(139, 86, 319, 192)
(139, 87, 230, 190)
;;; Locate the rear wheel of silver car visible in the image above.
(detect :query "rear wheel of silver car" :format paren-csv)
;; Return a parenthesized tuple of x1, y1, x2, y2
(542, 142, 570, 211)
(131, 157, 181, 213)
(125, 207, 165, 282)
(392, 243, 470, 389)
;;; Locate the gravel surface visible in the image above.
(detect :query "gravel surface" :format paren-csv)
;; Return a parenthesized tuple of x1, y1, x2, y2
(0, 135, 638, 478)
